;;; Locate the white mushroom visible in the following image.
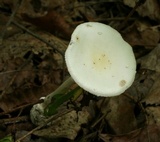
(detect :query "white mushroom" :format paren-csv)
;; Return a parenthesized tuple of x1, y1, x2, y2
(65, 22, 136, 97)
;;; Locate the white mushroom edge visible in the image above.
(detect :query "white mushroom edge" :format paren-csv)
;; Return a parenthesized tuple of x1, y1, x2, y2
(65, 22, 136, 97)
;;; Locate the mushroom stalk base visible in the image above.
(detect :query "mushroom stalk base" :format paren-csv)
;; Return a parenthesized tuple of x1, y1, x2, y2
(30, 77, 75, 126)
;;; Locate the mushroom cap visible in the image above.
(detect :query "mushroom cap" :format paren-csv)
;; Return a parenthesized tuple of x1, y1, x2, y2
(65, 22, 136, 97)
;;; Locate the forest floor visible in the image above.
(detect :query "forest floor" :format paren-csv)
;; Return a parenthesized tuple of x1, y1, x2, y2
(0, 0, 160, 142)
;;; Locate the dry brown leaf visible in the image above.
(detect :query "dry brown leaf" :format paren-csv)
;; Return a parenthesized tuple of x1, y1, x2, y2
(123, 21, 160, 50)
(98, 95, 138, 135)
(0, 31, 65, 112)
(15, 0, 74, 39)
(33, 108, 90, 140)
(138, 44, 160, 72)
(126, 44, 160, 101)
(0, 14, 21, 39)
(99, 124, 160, 142)
(142, 74, 160, 105)
(145, 107, 160, 125)
(123, 0, 160, 21)
(136, 45, 160, 126)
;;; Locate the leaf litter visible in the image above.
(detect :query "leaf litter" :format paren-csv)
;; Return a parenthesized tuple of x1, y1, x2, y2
(0, 0, 160, 142)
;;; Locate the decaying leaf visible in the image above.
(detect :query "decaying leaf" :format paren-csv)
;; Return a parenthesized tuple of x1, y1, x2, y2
(123, 0, 160, 21)
(136, 44, 160, 126)
(0, 31, 65, 112)
(99, 124, 160, 142)
(123, 21, 160, 50)
(98, 95, 138, 135)
(138, 44, 160, 72)
(126, 44, 160, 101)
(16, 0, 75, 39)
(33, 108, 90, 140)
(142, 73, 160, 105)
(145, 107, 160, 125)
(0, 14, 21, 39)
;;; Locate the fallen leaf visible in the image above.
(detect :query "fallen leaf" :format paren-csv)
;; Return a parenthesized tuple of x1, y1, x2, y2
(142, 74, 160, 105)
(123, 0, 160, 21)
(34, 108, 90, 140)
(123, 21, 160, 50)
(138, 44, 160, 72)
(0, 31, 65, 112)
(98, 95, 138, 135)
(99, 124, 160, 142)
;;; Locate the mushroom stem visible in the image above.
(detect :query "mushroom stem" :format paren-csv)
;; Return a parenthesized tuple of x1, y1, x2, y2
(43, 77, 75, 108)
(30, 77, 75, 125)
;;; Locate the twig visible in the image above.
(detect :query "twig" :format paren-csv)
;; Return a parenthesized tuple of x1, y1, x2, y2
(0, 0, 23, 44)
(0, 99, 42, 116)
(91, 98, 111, 129)
(30, 77, 75, 126)
(12, 20, 65, 57)
(0, 52, 33, 99)
(12, 20, 66, 80)
(91, 109, 110, 129)
(16, 108, 73, 142)
(117, 0, 146, 31)
(96, 17, 136, 22)
(0, 116, 29, 125)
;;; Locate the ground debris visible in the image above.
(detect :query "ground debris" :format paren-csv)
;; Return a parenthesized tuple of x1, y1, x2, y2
(0, 31, 65, 112)
(33, 108, 90, 140)
(0, 0, 160, 141)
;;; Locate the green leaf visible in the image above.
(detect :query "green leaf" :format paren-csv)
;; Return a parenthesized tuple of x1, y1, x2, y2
(44, 86, 82, 116)
(0, 135, 13, 142)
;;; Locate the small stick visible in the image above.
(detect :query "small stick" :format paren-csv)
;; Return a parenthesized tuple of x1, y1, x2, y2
(16, 108, 73, 142)
(30, 77, 75, 125)
(117, 0, 146, 31)
(12, 20, 65, 56)
(0, 52, 33, 99)
(0, 0, 23, 44)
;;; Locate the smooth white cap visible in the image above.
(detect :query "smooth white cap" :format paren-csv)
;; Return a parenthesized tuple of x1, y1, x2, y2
(65, 22, 136, 97)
